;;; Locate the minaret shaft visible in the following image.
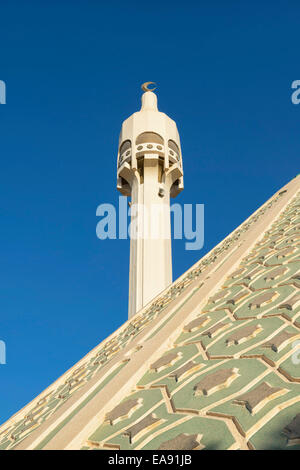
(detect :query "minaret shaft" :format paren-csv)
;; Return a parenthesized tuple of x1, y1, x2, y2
(128, 155, 172, 318)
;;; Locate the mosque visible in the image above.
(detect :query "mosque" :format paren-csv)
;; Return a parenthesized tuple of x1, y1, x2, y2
(1, 85, 299, 450)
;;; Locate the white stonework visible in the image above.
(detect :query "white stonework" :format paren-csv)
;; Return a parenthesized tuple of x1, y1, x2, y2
(117, 89, 184, 318)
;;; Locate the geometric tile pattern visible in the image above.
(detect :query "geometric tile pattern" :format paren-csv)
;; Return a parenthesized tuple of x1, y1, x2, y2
(0, 182, 299, 450)
(82, 190, 300, 450)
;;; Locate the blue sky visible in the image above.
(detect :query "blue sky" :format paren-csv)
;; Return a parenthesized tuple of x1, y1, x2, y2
(0, 0, 299, 424)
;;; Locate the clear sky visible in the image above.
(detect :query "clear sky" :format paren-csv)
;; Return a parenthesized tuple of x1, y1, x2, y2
(0, 0, 299, 424)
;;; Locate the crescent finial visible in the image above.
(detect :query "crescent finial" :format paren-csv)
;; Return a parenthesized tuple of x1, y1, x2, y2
(141, 82, 157, 92)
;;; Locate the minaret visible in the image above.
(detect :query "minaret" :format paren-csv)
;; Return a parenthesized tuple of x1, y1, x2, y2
(117, 83, 184, 318)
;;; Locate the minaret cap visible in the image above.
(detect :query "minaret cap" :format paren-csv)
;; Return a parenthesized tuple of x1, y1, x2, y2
(141, 91, 158, 111)
(140, 82, 158, 111)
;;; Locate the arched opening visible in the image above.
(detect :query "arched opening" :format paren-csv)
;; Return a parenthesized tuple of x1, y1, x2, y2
(119, 140, 131, 155)
(136, 132, 164, 145)
(168, 140, 180, 156)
